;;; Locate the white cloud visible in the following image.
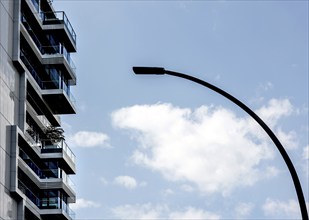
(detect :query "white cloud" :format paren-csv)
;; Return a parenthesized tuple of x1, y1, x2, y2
(276, 129, 298, 150)
(180, 184, 195, 192)
(139, 181, 148, 187)
(256, 98, 293, 127)
(169, 207, 220, 220)
(303, 145, 309, 160)
(70, 198, 100, 210)
(162, 188, 174, 196)
(111, 203, 220, 219)
(111, 203, 166, 219)
(100, 177, 108, 186)
(261, 81, 274, 91)
(255, 99, 299, 151)
(262, 198, 304, 219)
(234, 202, 254, 218)
(250, 82, 274, 104)
(68, 131, 109, 148)
(256, 81, 273, 94)
(112, 100, 294, 195)
(114, 175, 138, 189)
(264, 166, 280, 178)
(61, 121, 73, 133)
(302, 145, 309, 175)
(77, 102, 87, 112)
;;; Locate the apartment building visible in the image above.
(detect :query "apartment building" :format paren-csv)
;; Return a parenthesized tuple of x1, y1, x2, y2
(0, 0, 77, 219)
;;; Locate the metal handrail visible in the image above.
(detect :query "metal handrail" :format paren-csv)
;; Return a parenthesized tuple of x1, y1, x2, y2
(18, 180, 40, 206)
(20, 50, 44, 88)
(22, 13, 76, 74)
(41, 139, 76, 163)
(30, 0, 40, 13)
(41, 79, 76, 105)
(20, 51, 76, 104)
(19, 148, 75, 188)
(18, 180, 75, 218)
(19, 148, 42, 177)
(41, 45, 76, 73)
(40, 11, 76, 44)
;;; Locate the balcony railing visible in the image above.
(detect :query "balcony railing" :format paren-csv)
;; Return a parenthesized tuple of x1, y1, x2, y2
(21, 13, 42, 50)
(25, 122, 42, 150)
(41, 197, 75, 219)
(21, 15, 76, 74)
(20, 51, 75, 104)
(30, 0, 40, 13)
(24, 132, 41, 150)
(19, 148, 75, 189)
(18, 180, 40, 206)
(19, 148, 58, 179)
(40, 11, 76, 44)
(19, 148, 43, 178)
(42, 45, 76, 74)
(61, 170, 76, 191)
(42, 140, 76, 163)
(43, 67, 76, 104)
(20, 50, 44, 88)
(37, 115, 52, 128)
(42, 79, 76, 105)
(18, 180, 75, 219)
(62, 200, 76, 219)
(27, 100, 52, 129)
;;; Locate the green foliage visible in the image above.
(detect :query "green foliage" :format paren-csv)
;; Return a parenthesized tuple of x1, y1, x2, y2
(44, 126, 65, 143)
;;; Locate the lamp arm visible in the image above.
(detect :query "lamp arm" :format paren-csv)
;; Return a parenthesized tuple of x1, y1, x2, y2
(165, 70, 308, 220)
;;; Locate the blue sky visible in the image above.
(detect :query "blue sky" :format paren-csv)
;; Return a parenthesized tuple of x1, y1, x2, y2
(53, 1, 308, 219)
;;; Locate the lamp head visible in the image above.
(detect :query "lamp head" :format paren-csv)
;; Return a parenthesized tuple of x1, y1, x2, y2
(132, 67, 166, 75)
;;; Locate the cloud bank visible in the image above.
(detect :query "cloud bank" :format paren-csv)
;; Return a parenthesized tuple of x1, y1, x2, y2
(111, 203, 220, 219)
(303, 145, 309, 160)
(262, 198, 309, 219)
(68, 131, 109, 148)
(112, 99, 295, 195)
(70, 198, 100, 210)
(114, 175, 138, 189)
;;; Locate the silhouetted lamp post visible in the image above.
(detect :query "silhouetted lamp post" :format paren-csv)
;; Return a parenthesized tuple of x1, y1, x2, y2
(132, 66, 308, 220)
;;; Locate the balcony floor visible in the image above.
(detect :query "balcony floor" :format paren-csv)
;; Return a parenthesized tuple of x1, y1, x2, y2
(42, 89, 76, 114)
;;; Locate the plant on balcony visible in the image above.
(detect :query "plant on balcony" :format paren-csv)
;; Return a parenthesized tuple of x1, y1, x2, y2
(26, 126, 40, 144)
(44, 126, 65, 144)
(26, 127, 36, 139)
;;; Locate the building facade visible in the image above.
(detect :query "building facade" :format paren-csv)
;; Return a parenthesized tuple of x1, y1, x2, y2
(0, 0, 77, 219)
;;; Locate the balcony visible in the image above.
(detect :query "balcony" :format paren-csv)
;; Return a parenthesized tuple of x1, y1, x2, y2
(25, 122, 43, 153)
(40, 198, 76, 220)
(18, 180, 75, 220)
(40, 11, 76, 51)
(41, 82, 76, 115)
(41, 140, 76, 174)
(18, 180, 40, 207)
(20, 51, 76, 115)
(22, 126, 76, 174)
(29, 0, 40, 13)
(18, 148, 75, 198)
(19, 148, 43, 178)
(27, 101, 52, 130)
(23, 121, 76, 174)
(27, 84, 62, 127)
(42, 140, 75, 164)
(41, 45, 77, 83)
(21, 15, 76, 83)
(20, 50, 44, 89)
(19, 148, 75, 185)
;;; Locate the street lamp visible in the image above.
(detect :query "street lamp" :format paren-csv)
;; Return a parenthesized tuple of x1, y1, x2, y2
(132, 66, 308, 220)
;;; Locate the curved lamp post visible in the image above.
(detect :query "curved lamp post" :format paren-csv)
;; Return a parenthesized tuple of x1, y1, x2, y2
(132, 66, 308, 220)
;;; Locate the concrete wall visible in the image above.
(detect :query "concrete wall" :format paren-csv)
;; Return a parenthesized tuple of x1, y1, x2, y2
(0, 0, 21, 219)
